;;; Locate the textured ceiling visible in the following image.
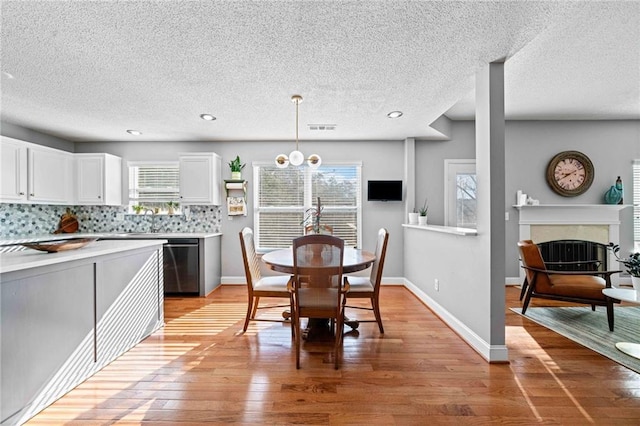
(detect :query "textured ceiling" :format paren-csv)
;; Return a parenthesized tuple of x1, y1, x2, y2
(1, 1, 638, 143)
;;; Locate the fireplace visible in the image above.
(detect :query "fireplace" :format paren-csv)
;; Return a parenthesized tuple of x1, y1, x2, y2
(516, 204, 632, 286)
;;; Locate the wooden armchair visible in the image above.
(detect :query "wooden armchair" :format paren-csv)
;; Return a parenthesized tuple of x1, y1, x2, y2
(239, 227, 292, 333)
(518, 240, 621, 331)
(288, 234, 348, 369)
(344, 228, 389, 333)
(304, 224, 333, 235)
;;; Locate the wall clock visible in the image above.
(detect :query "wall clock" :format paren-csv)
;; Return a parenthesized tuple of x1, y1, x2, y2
(546, 150, 594, 197)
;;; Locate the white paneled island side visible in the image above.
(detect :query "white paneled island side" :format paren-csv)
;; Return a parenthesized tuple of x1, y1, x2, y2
(0, 239, 166, 425)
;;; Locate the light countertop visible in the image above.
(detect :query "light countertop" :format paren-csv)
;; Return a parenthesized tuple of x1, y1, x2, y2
(0, 239, 167, 274)
(0, 232, 222, 246)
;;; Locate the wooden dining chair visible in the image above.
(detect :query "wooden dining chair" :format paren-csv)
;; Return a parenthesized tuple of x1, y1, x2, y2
(344, 228, 389, 334)
(304, 224, 333, 235)
(518, 239, 621, 331)
(288, 234, 349, 369)
(239, 227, 292, 333)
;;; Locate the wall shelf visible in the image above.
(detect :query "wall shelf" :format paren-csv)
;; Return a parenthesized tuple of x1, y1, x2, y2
(224, 180, 247, 216)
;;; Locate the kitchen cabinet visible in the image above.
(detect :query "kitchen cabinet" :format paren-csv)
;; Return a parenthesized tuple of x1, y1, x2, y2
(0, 240, 164, 425)
(76, 153, 122, 205)
(179, 152, 222, 205)
(0, 136, 27, 201)
(0, 136, 73, 204)
(28, 144, 74, 204)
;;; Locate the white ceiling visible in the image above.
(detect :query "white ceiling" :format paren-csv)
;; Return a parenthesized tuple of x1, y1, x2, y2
(1, 1, 638, 143)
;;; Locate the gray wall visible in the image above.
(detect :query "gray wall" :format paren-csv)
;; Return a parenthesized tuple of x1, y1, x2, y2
(3, 119, 639, 280)
(414, 119, 639, 278)
(1, 121, 75, 152)
(72, 139, 407, 279)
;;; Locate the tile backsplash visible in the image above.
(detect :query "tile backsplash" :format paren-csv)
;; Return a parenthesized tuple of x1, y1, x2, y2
(0, 203, 221, 238)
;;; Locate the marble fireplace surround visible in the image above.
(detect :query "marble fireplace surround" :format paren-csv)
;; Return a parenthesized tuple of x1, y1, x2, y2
(516, 204, 632, 286)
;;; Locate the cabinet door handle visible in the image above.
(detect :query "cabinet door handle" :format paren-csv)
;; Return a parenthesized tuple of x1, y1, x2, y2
(19, 192, 25, 195)
(30, 193, 34, 196)
(98, 195, 101, 199)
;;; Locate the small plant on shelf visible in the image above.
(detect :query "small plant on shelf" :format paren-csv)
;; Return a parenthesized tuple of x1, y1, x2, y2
(166, 201, 180, 215)
(132, 205, 145, 214)
(419, 199, 429, 216)
(228, 155, 245, 180)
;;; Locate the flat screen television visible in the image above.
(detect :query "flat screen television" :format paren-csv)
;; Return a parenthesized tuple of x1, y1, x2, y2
(367, 180, 403, 201)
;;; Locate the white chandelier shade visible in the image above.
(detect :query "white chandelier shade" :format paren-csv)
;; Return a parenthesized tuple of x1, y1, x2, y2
(275, 95, 321, 169)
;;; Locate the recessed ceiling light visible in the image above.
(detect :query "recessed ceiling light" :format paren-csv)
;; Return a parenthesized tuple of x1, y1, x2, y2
(200, 114, 216, 121)
(387, 111, 403, 119)
(126, 130, 142, 136)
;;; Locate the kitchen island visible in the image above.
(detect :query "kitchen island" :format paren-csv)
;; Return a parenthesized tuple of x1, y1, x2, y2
(0, 239, 166, 426)
(1, 232, 223, 297)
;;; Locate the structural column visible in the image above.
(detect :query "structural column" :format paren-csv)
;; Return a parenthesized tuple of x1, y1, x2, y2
(476, 61, 507, 358)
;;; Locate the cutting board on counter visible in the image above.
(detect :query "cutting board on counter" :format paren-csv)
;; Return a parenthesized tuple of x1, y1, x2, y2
(53, 208, 79, 234)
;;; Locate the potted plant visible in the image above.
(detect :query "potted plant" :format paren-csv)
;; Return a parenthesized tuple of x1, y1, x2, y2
(609, 243, 640, 290)
(418, 199, 429, 225)
(166, 201, 180, 215)
(408, 208, 419, 225)
(132, 205, 144, 215)
(228, 155, 245, 180)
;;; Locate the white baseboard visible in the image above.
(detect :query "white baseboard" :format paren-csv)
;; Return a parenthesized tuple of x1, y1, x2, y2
(402, 278, 509, 363)
(505, 276, 522, 285)
(221, 276, 246, 285)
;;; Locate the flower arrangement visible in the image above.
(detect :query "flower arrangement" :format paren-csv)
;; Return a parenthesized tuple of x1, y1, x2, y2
(609, 243, 640, 277)
(302, 197, 324, 234)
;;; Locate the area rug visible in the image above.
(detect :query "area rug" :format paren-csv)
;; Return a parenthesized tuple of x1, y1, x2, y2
(510, 306, 640, 374)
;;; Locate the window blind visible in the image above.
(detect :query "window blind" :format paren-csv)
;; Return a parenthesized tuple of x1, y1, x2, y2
(129, 162, 180, 207)
(255, 163, 361, 251)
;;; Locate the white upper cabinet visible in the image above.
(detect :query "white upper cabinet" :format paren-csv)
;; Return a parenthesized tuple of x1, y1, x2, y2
(1, 136, 73, 204)
(0, 137, 28, 201)
(179, 153, 222, 205)
(28, 144, 74, 204)
(76, 154, 122, 205)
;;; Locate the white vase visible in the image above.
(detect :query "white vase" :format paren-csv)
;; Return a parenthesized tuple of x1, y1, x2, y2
(632, 276, 640, 292)
(408, 212, 419, 225)
(231, 171, 242, 180)
(418, 215, 427, 225)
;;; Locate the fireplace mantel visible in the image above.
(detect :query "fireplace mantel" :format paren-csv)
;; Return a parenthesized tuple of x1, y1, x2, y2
(514, 204, 631, 225)
(515, 204, 632, 286)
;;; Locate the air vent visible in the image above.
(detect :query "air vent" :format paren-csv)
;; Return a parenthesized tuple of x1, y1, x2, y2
(307, 124, 336, 131)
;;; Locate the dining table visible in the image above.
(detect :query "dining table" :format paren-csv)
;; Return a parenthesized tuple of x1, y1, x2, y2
(262, 246, 376, 337)
(262, 246, 376, 275)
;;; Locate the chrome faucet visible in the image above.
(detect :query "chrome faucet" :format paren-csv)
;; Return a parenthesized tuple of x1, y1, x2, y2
(144, 208, 161, 233)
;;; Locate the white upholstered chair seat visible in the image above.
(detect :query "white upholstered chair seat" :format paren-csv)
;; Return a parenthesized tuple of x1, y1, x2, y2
(343, 276, 374, 292)
(253, 276, 291, 292)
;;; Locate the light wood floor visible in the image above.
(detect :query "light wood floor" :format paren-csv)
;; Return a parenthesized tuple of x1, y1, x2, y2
(27, 285, 640, 425)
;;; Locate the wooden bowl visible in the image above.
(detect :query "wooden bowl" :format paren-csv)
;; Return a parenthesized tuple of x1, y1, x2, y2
(21, 238, 98, 253)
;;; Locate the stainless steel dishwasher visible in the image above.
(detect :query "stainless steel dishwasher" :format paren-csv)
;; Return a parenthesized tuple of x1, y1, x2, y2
(163, 238, 199, 294)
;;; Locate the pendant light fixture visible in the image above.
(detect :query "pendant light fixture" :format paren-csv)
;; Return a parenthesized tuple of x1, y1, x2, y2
(275, 95, 321, 169)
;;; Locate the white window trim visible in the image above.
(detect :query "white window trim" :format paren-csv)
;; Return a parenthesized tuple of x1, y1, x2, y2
(252, 161, 362, 252)
(127, 160, 180, 212)
(444, 159, 476, 227)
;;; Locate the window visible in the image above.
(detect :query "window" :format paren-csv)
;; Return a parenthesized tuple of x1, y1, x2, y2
(634, 160, 640, 248)
(128, 161, 180, 213)
(254, 163, 362, 251)
(444, 159, 477, 229)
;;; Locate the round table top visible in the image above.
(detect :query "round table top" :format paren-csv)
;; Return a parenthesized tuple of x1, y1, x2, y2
(603, 287, 640, 304)
(262, 247, 375, 274)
